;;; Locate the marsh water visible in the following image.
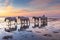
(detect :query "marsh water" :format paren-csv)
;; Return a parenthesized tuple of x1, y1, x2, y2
(0, 17, 60, 40)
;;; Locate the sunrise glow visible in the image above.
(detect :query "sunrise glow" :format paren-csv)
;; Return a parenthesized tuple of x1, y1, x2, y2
(0, 0, 60, 17)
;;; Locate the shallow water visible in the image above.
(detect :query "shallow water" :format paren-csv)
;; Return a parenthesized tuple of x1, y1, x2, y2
(0, 17, 60, 40)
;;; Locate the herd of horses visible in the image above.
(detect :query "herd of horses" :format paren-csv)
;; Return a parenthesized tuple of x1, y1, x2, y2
(4, 15, 48, 32)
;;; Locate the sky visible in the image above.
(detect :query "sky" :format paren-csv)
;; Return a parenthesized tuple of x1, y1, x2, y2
(0, 0, 60, 17)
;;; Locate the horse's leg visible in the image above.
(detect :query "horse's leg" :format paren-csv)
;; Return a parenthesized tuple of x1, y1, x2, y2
(20, 20, 22, 24)
(33, 19, 36, 28)
(7, 20, 10, 26)
(15, 20, 17, 25)
(9, 21, 11, 27)
(27, 20, 30, 26)
(34, 19, 36, 25)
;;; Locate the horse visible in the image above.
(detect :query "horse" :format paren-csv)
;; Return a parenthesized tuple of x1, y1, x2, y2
(4, 17, 17, 22)
(18, 16, 30, 31)
(18, 16, 30, 25)
(4, 17, 17, 32)
(32, 16, 40, 22)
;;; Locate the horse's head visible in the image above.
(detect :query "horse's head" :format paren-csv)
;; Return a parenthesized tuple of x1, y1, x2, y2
(4, 17, 11, 21)
(18, 16, 20, 19)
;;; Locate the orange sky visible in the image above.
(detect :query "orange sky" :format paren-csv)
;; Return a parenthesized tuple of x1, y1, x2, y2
(0, 0, 60, 17)
(0, 5, 60, 17)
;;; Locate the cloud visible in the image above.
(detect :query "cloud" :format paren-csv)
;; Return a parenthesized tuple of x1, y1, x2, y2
(0, 5, 60, 17)
(4, 0, 13, 7)
(28, 0, 60, 9)
(32, 9, 60, 17)
(29, 0, 52, 7)
(48, 4, 60, 9)
(5, 0, 9, 6)
(0, 0, 60, 17)
(27, 0, 60, 17)
(29, 0, 50, 5)
(0, 6, 31, 16)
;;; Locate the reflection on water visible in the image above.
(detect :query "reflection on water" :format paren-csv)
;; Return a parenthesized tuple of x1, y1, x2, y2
(33, 23, 39, 28)
(5, 25, 17, 32)
(4, 20, 47, 32)
(0, 17, 60, 40)
(2, 35, 13, 40)
(18, 25, 29, 31)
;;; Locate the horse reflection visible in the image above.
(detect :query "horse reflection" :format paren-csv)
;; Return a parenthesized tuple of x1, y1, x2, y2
(2, 35, 13, 40)
(18, 25, 29, 31)
(5, 26, 17, 32)
(32, 15, 48, 28)
(33, 23, 39, 28)
(40, 15, 48, 28)
(32, 16, 40, 28)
